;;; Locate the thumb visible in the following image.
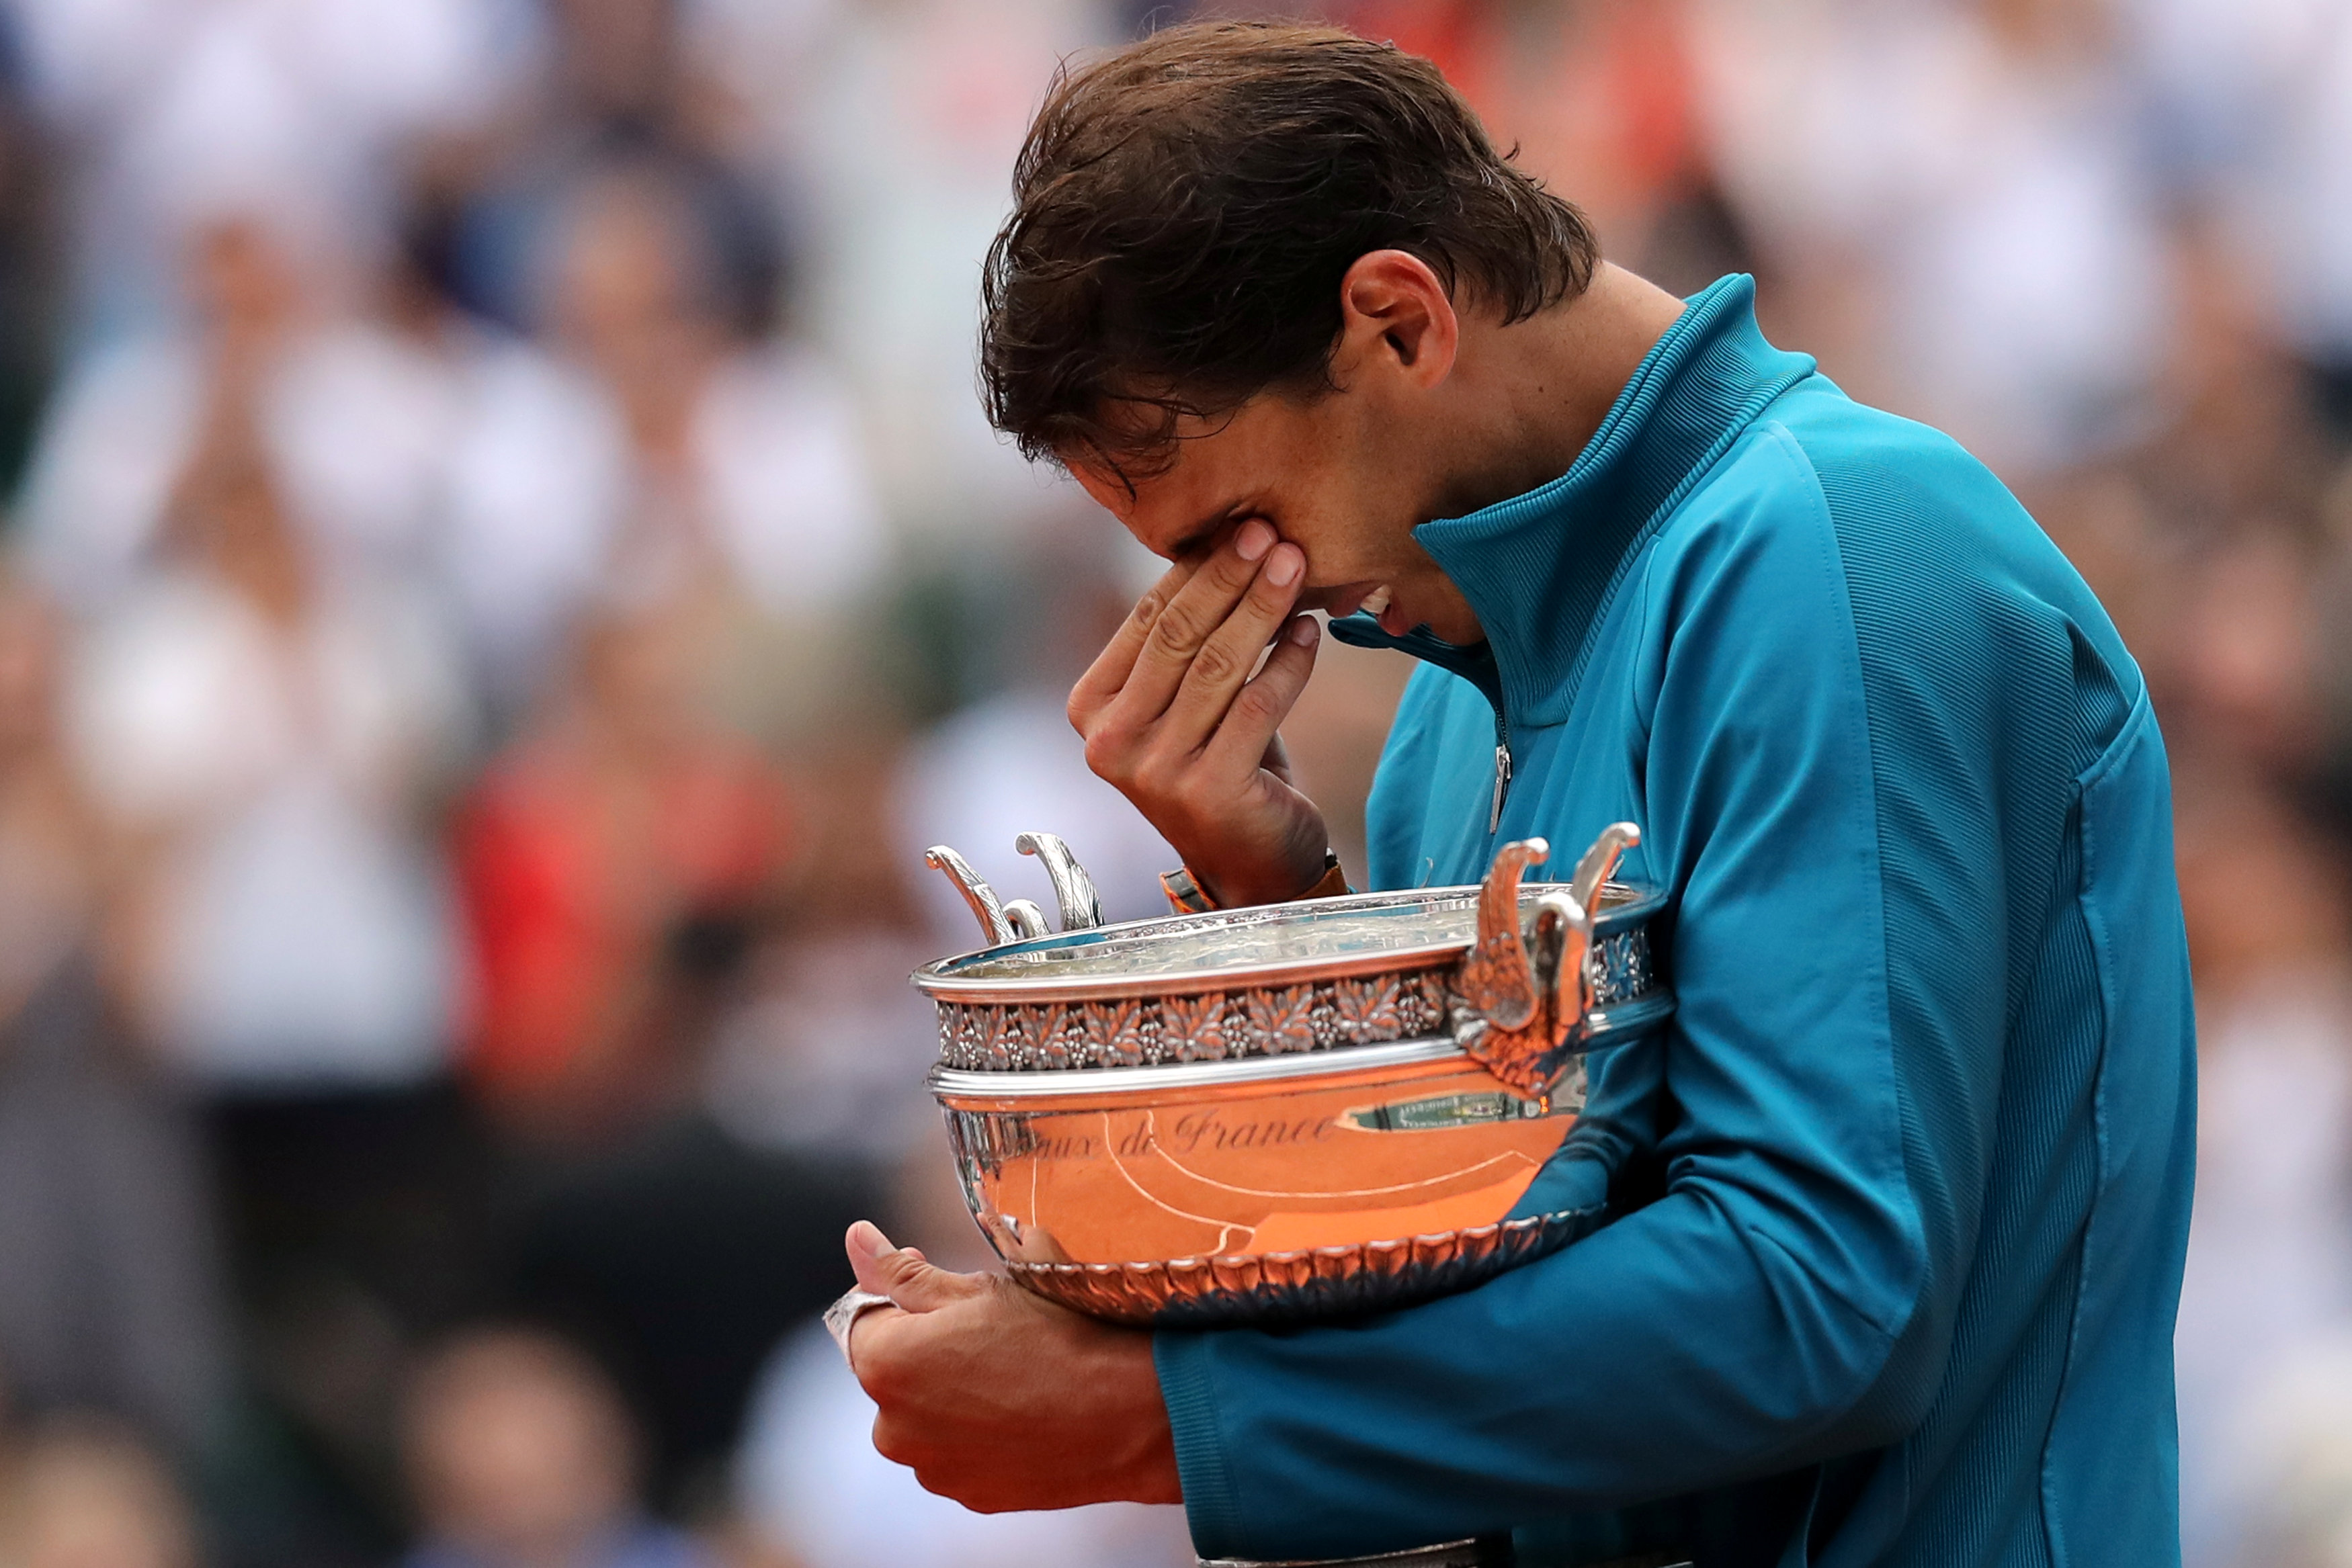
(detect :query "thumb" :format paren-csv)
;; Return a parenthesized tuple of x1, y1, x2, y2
(844, 1220, 986, 1313)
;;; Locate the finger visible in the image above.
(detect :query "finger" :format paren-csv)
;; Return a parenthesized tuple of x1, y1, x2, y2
(1203, 615, 1321, 775)
(1157, 540, 1306, 749)
(1111, 521, 1279, 723)
(845, 1220, 897, 1291)
(845, 1221, 988, 1313)
(1067, 554, 1203, 724)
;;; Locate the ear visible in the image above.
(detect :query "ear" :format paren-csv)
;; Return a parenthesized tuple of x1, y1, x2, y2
(1331, 250, 1460, 392)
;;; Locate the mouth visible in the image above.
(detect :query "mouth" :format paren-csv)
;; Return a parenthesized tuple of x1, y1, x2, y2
(1312, 582, 1411, 636)
(1321, 582, 1388, 617)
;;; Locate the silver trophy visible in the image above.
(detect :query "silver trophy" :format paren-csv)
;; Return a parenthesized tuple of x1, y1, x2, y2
(886, 827, 1678, 1568)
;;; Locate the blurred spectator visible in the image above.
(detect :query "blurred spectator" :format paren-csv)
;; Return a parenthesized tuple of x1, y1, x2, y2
(2172, 758, 2352, 1568)
(698, 929, 939, 1168)
(17, 201, 483, 1534)
(19, 205, 464, 609)
(0, 576, 228, 1461)
(0, 1413, 199, 1568)
(458, 587, 873, 1506)
(457, 601, 792, 1146)
(3, 0, 519, 335)
(401, 1326, 714, 1568)
(2122, 0, 2352, 426)
(732, 1146, 1195, 1568)
(441, 157, 884, 724)
(501, 1117, 882, 1520)
(432, 31, 898, 1523)
(40, 205, 469, 1096)
(418, 0, 781, 339)
(724, 0, 1113, 539)
(1695, 0, 2171, 473)
(1329, 0, 1740, 294)
(2132, 224, 2342, 550)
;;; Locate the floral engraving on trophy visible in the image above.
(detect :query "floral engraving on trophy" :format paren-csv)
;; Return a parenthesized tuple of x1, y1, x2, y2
(1085, 998, 1150, 1068)
(939, 1002, 978, 1067)
(1163, 990, 1229, 1062)
(926, 928, 1650, 1072)
(1243, 984, 1317, 1055)
(978, 1004, 1017, 1068)
(1332, 973, 1404, 1043)
(1030, 1003, 1074, 1069)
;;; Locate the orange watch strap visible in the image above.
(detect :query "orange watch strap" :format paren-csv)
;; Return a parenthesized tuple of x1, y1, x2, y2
(1160, 851, 1349, 914)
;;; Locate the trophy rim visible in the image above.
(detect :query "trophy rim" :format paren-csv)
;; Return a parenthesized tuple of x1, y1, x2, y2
(911, 879, 1666, 1005)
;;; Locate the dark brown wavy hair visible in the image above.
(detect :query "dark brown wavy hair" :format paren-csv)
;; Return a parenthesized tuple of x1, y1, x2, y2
(979, 21, 1597, 483)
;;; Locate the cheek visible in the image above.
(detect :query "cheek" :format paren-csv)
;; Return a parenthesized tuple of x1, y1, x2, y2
(1281, 515, 1374, 585)
(1290, 475, 1398, 582)
(1294, 430, 1412, 578)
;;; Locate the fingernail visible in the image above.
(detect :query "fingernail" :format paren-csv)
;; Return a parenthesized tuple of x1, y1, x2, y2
(1235, 520, 1275, 561)
(847, 1221, 894, 1261)
(1289, 616, 1320, 647)
(1265, 544, 1302, 586)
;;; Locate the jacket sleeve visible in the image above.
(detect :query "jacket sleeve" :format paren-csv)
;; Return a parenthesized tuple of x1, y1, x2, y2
(1154, 462, 1990, 1561)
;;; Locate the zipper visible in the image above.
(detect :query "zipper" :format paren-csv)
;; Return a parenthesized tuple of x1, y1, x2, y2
(1488, 709, 1513, 834)
(1319, 613, 1518, 842)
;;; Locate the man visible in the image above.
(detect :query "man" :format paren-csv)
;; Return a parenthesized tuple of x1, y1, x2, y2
(841, 22, 2195, 1568)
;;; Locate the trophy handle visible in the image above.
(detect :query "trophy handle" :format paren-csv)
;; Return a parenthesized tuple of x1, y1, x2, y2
(1454, 824, 1642, 1098)
(1016, 832, 1105, 931)
(925, 834, 1106, 947)
(924, 845, 1015, 947)
(1457, 837, 1550, 1037)
(1570, 822, 1640, 920)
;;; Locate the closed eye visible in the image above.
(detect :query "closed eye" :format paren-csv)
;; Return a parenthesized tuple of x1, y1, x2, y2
(1167, 508, 1255, 562)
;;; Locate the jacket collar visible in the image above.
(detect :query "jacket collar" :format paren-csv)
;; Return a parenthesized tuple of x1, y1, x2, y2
(1329, 274, 1816, 728)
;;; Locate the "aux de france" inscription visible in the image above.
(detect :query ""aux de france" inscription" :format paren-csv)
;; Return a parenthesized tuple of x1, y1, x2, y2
(1114, 1108, 1339, 1158)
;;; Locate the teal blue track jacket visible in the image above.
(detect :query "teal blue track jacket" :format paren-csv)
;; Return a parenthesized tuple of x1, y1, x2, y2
(1152, 277, 2196, 1567)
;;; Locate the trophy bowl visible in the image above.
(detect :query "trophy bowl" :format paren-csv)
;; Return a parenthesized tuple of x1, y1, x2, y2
(910, 826, 1674, 1327)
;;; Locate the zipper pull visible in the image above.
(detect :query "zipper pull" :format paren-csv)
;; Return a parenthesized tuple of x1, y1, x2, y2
(1488, 742, 1513, 834)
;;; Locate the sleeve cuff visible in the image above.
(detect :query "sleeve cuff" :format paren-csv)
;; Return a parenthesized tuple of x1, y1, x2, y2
(1155, 1328, 1246, 1557)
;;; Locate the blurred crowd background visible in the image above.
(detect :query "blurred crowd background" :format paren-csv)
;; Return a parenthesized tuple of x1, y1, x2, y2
(0, 1, 2341, 1565)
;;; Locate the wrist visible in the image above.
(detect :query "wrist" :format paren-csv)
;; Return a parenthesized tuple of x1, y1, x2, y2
(1092, 1326, 1183, 1504)
(1162, 849, 1347, 913)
